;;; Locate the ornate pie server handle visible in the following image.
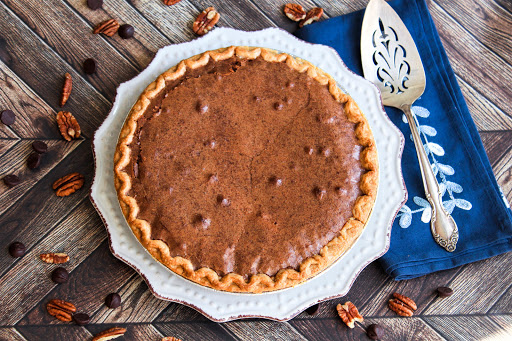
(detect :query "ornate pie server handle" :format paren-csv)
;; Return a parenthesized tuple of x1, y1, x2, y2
(401, 104, 459, 252)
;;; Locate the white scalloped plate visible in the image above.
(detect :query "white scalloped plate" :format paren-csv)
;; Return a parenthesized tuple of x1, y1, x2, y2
(90, 27, 406, 322)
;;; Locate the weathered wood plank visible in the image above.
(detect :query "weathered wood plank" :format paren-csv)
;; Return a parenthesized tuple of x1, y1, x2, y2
(126, 0, 198, 44)
(0, 142, 92, 278)
(489, 282, 512, 314)
(489, 315, 512, 337)
(0, 3, 111, 136)
(17, 326, 92, 341)
(0, 140, 82, 216)
(457, 76, 512, 131)
(424, 315, 508, 341)
(312, 0, 366, 17)
(480, 131, 512, 167)
(0, 328, 27, 341)
(429, 1, 512, 115)
(18, 239, 134, 326)
(88, 324, 164, 341)
(0, 200, 106, 325)
(360, 266, 461, 317)
(63, 0, 170, 69)
(223, 320, 307, 341)
(492, 143, 512, 203)
(92, 275, 170, 323)
(0, 139, 19, 158)
(155, 302, 210, 322)
(290, 317, 445, 341)
(422, 252, 512, 315)
(435, 0, 512, 64)
(2, 0, 139, 101)
(189, 0, 276, 31)
(154, 322, 238, 341)
(495, 0, 512, 13)
(293, 262, 390, 319)
(0, 57, 61, 138)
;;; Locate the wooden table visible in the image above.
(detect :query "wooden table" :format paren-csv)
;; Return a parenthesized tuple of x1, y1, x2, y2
(0, 0, 511, 340)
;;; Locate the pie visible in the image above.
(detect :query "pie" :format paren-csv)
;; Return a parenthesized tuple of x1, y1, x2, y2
(114, 46, 378, 293)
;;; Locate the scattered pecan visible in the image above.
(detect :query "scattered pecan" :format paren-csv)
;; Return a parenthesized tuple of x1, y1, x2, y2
(193, 7, 220, 36)
(46, 299, 76, 322)
(93, 19, 120, 37)
(163, 0, 182, 5)
(299, 7, 323, 28)
(40, 252, 70, 264)
(60, 73, 72, 107)
(284, 3, 306, 22)
(53, 172, 85, 197)
(336, 301, 363, 328)
(162, 338, 182, 341)
(56, 111, 81, 141)
(92, 327, 127, 341)
(388, 292, 417, 317)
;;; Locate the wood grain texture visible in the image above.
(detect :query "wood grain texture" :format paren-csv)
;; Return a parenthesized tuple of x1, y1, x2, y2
(154, 321, 238, 341)
(0, 0, 511, 339)
(423, 252, 512, 315)
(423, 315, 509, 341)
(17, 326, 93, 341)
(19, 240, 134, 326)
(0, 61, 61, 139)
(0, 328, 27, 341)
(0, 4, 110, 136)
(91, 275, 170, 323)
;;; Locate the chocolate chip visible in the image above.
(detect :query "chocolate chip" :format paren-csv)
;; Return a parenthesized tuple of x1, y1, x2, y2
(208, 174, 218, 183)
(87, 0, 103, 10)
(27, 152, 41, 169)
(8, 242, 26, 258)
(3, 174, 20, 188)
(366, 324, 384, 340)
(320, 147, 331, 157)
(216, 194, 230, 207)
(274, 102, 283, 110)
(1, 110, 15, 126)
(118, 24, 134, 39)
(304, 146, 314, 155)
(286, 81, 295, 88)
(83, 58, 97, 75)
(196, 101, 208, 114)
(314, 187, 326, 200)
(305, 303, 319, 315)
(51, 267, 69, 284)
(105, 293, 121, 308)
(253, 96, 261, 102)
(436, 286, 453, 298)
(269, 176, 282, 187)
(72, 312, 90, 326)
(32, 141, 48, 154)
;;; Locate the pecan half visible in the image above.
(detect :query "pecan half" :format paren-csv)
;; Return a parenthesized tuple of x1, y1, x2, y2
(56, 111, 81, 141)
(93, 19, 120, 37)
(284, 3, 306, 22)
(46, 299, 76, 322)
(193, 7, 220, 36)
(388, 293, 417, 317)
(40, 252, 70, 264)
(92, 327, 127, 341)
(299, 7, 323, 28)
(163, 0, 182, 5)
(60, 73, 72, 107)
(53, 172, 85, 197)
(336, 301, 363, 328)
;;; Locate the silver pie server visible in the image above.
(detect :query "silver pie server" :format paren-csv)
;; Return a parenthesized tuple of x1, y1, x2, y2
(361, 0, 458, 251)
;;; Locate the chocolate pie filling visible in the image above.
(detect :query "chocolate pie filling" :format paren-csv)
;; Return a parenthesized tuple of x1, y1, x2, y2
(127, 57, 364, 278)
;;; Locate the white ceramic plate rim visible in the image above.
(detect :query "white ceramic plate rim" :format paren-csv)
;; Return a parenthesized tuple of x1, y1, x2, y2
(90, 27, 407, 322)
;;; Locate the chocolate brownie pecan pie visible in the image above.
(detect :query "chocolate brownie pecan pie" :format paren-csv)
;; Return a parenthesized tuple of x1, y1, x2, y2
(114, 46, 378, 293)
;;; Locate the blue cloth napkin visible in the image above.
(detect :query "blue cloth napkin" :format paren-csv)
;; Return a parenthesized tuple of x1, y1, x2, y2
(295, 0, 512, 280)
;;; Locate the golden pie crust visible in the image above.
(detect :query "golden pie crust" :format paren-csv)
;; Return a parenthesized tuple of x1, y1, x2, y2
(114, 46, 378, 293)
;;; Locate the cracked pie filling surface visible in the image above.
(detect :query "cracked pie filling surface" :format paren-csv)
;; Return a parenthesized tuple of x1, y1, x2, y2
(114, 46, 378, 293)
